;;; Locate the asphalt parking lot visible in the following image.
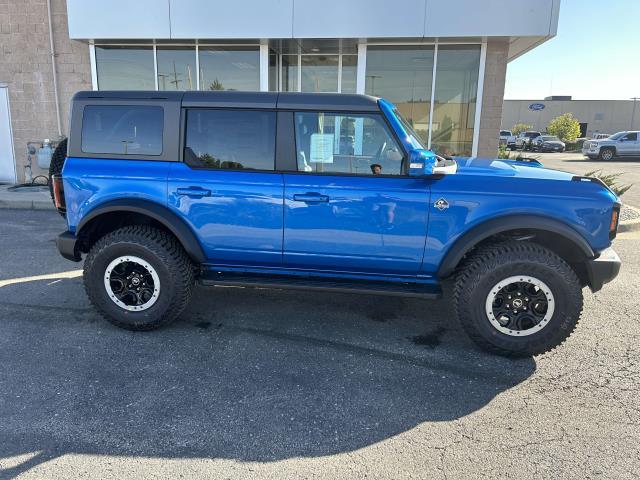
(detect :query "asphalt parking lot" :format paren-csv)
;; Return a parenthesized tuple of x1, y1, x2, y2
(528, 152, 640, 208)
(0, 209, 639, 479)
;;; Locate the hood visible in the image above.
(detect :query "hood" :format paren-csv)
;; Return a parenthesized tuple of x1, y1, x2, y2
(453, 157, 575, 181)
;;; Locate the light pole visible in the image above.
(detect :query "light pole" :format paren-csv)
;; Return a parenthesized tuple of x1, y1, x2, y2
(631, 97, 639, 130)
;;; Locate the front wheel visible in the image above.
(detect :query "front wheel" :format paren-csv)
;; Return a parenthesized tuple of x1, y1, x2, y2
(83, 226, 195, 331)
(599, 148, 614, 161)
(453, 241, 583, 356)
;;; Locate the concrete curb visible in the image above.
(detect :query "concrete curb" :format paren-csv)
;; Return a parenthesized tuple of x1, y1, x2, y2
(0, 199, 54, 210)
(0, 185, 55, 211)
(619, 204, 640, 233)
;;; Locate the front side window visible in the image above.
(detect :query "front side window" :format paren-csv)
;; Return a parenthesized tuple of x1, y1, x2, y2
(184, 109, 276, 170)
(622, 132, 638, 141)
(294, 112, 404, 176)
(81, 105, 163, 155)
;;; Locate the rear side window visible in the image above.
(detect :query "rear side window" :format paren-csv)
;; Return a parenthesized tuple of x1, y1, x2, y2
(184, 109, 276, 170)
(81, 105, 163, 155)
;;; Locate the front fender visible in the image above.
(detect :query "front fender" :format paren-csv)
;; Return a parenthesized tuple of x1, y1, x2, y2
(436, 214, 595, 278)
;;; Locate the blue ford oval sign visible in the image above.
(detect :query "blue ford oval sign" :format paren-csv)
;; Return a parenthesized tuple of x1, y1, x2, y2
(529, 103, 545, 111)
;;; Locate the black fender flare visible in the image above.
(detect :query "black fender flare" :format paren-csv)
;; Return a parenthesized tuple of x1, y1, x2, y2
(437, 215, 595, 278)
(76, 199, 206, 264)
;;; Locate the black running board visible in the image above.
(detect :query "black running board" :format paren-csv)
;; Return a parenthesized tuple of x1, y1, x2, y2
(199, 272, 441, 299)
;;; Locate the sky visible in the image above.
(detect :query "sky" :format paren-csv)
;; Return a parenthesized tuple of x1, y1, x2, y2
(504, 0, 640, 100)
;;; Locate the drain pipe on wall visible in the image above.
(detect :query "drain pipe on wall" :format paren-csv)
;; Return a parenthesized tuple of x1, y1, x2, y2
(46, 0, 62, 138)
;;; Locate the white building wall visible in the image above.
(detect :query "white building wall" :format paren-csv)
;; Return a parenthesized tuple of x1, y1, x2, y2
(66, 0, 560, 59)
(502, 100, 640, 137)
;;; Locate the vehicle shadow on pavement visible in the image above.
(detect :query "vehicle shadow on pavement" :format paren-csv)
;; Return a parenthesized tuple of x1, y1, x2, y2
(0, 282, 536, 478)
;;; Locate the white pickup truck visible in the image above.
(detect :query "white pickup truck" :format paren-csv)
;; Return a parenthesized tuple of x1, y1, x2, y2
(583, 131, 640, 160)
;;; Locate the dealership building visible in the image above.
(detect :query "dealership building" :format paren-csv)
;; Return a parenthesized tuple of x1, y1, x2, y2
(503, 97, 640, 139)
(0, 0, 561, 183)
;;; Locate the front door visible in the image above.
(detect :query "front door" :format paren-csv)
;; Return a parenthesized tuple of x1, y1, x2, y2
(283, 111, 430, 276)
(0, 86, 16, 183)
(618, 132, 639, 155)
(168, 108, 283, 267)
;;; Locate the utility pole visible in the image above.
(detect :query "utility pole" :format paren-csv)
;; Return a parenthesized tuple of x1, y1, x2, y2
(631, 97, 639, 130)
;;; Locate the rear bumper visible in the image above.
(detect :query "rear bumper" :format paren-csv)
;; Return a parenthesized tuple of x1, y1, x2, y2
(586, 247, 621, 292)
(57, 231, 82, 262)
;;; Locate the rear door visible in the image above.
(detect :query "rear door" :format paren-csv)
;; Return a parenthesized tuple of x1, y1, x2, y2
(168, 108, 284, 267)
(282, 110, 430, 276)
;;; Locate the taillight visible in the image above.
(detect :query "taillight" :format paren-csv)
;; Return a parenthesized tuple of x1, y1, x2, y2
(52, 174, 66, 212)
(609, 205, 620, 240)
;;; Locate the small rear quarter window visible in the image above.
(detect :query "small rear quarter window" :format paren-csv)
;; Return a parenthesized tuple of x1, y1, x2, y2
(81, 105, 163, 156)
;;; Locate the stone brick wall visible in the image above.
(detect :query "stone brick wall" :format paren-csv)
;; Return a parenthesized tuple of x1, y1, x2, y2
(0, 0, 91, 182)
(476, 39, 509, 158)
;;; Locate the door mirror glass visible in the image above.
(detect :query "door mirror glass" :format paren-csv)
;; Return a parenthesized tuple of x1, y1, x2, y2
(408, 149, 438, 176)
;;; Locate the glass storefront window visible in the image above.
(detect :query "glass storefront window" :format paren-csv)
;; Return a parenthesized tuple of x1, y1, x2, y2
(281, 54, 299, 92)
(300, 55, 339, 93)
(268, 50, 278, 92)
(95, 46, 155, 90)
(365, 46, 434, 144)
(156, 47, 196, 91)
(341, 55, 357, 94)
(198, 47, 259, 91)
(430, 45, 480, 157)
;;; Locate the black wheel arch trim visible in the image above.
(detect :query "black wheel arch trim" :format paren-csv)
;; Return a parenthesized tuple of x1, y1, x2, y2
(75, 199, 207, 264)
(437, 214, 596, 278)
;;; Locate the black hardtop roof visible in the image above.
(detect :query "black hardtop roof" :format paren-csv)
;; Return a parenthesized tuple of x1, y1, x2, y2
(72, 90, 381, 112)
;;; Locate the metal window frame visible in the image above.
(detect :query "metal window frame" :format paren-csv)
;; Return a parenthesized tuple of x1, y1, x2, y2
(471, 41, 487, 157)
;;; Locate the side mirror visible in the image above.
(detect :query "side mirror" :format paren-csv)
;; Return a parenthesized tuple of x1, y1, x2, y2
(408, 149, 438, 176)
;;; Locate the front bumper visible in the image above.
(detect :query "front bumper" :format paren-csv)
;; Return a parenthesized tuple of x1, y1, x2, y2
(57, 231, 82, 262)
(582, 144, 600, 157)
(585, 247, 621, 292)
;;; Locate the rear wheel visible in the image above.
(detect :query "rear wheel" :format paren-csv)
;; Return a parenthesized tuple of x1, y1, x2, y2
(599, 147, 614, 161)
(83, 225, 195, 331)
(453, 241, 583, 356)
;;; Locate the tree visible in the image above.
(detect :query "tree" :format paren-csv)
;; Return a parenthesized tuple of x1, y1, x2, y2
(511, 123, 533, 136)
(208, 78, 225, 91)
(547, 113, 581, 143)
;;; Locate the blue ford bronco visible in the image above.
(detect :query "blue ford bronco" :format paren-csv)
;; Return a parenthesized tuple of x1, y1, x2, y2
(51, 91, 621, 356)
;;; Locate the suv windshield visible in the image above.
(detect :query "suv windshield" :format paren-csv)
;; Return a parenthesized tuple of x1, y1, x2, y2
(525, 132, 540, 138)
(393, 109, 426, 150)
(609, 132, 626, 140)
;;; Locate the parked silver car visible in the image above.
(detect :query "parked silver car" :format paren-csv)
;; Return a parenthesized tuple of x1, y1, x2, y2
(582, 131, 640, 160)
(515, 131, 541, 151)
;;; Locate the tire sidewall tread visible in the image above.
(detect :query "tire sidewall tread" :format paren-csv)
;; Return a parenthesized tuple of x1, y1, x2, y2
(453, 241, 583, 357)
(83, 225, 195, 331)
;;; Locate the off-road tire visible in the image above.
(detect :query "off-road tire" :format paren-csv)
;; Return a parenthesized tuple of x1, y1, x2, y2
(453, 241, 583, 357)
(83, 225, 195, 331)
(48, 138, 67, 216)
(599, 147, 615, 161)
